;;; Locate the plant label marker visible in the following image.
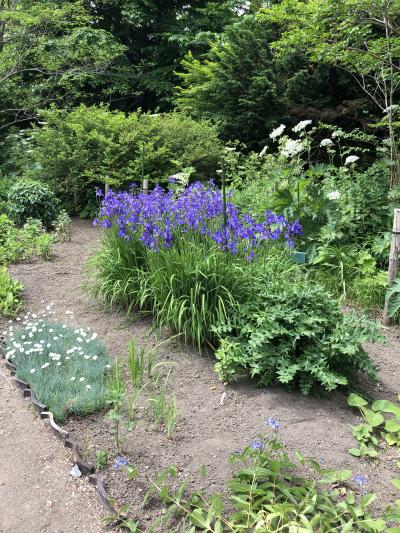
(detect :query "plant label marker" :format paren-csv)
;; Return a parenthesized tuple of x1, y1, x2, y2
(383, 208, 400, 325)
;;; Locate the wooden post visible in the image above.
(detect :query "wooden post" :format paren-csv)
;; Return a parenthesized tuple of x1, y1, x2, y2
(383, 208, 400, 325)
(141, 144, 149, 193)
(104, 183, 110, 195)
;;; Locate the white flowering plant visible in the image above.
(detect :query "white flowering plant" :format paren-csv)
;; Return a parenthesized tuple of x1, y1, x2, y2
(4, 307, 111, 421)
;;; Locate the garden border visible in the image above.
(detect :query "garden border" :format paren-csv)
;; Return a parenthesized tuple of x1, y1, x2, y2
(0, 340, 122, 521)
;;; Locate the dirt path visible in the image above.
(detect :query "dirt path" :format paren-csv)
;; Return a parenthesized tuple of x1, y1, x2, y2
(0, 366, 103, 533)
(2, 219, 400, 530)
(0, 221, 106, 533)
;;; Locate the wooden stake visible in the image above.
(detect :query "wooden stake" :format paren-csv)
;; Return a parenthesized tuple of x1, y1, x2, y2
(383, 208, 400, 325)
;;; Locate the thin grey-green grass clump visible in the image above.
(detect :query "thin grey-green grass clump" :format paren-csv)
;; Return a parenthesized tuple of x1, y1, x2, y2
(5, 310, 111, 422)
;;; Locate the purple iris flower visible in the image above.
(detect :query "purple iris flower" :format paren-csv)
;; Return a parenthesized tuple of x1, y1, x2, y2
(94, 181, 302, 258)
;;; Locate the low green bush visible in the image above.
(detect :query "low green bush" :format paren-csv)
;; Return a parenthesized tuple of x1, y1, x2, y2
(0, 176, 15, 214)
(213, 280, 381, 394)
(0, 216, 54, 263)
(14, 105, 222, 213)
(8, 180, 59, 228)
(5, 313, 111, 422)
(0, 266, 23, 317)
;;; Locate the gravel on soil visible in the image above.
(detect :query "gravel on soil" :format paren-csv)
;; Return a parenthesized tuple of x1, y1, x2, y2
(0, 363, 104, 533)
(2, 218, 400, 531)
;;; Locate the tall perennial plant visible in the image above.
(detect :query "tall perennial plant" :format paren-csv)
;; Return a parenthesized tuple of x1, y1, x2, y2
(90, 182, 302, 349)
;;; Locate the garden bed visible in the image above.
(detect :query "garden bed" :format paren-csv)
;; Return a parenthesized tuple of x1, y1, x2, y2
(2, 219, 400, 529)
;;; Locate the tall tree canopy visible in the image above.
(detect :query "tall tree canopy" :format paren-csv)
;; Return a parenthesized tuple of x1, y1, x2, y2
(88, 0, 247, 110)
(263, 0, 400, 183)
(0, 0, 127, 130)
(176, 13, 362, 148)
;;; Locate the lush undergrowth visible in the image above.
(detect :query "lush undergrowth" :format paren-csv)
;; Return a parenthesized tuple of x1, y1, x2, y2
(0, 215, 53, 263)
(4, 309, 111, 421)
(89, 182, 381, 395)
(0, 266, 23, 317)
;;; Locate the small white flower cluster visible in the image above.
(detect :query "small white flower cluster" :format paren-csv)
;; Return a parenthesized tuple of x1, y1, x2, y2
(344, 155, 359, 165)
(269, 124, 286, 140)
(327, 191, 341, 201)
(281, 139, 304, 159)
(320, 138, 333, 147)
(332, 129, 344, 138)
(2, 306, 107, 393)
(292, 120, 312, 133)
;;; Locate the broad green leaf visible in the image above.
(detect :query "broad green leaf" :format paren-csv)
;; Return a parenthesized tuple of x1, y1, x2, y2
(320, 469, 352, 484)
(189, 508, 209, 528)
(360, 493, 377, 508)
(363, 408, 384, 428)
(349, 447, 361, 457)
(372, 400, 400, 418)
(385, 419, 400, 433)
(358, 518, 386, 532)
(391, 479, 400, 490)
(348, 393, 368, 407)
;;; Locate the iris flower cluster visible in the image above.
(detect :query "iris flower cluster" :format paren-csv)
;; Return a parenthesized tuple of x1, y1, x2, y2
(94, 182, 302, 259)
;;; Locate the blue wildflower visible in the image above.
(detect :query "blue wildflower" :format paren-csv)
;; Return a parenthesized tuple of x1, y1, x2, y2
(353, 475, 368, 488)
(114, 457, 129, 470)
(250, 440, 265, 451)
(94, 181, 302, 258)
(265, 418, 281, 430)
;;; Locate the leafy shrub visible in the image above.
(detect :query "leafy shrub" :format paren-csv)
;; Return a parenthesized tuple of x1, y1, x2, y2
(213, 280, 381, 394)
(0, 176, 15, 214)
(348, 271, 388, 310)
(0, 218, 54, 263)
(141, 435, 399, 532)
(0, 214, 14, 245)
(16, 106, 222, 212)
(8, 180, 59, 228)
(53, 209, 71, 242)
(386, 278, 400, 319)
(5, 312, 110, 421)
(0, 266, 23, 317)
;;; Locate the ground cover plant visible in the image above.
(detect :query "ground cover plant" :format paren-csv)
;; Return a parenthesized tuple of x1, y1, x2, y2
(0, 266, 23, 317)
(348, 393, 400, 460)
(0, 215, 54, 263)
(111, 432, 400, 532)
(213, 281, 382, 394)
(3, 307, 111, 422)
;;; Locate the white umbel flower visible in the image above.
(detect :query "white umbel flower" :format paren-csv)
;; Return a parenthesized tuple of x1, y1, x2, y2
(345, 155, 359, 165)
(320, 138, 333, 147)
(327, 191, 341, 201)
(269, 124, 286, 140)
(281, 139, 304, 158)
(293, 120, 312, 133)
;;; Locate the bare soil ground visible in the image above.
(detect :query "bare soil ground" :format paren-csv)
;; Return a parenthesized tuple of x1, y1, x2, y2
(2, 219, 400, 531)
(0, 364, 103, 533)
